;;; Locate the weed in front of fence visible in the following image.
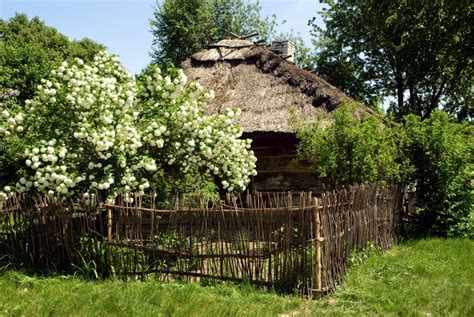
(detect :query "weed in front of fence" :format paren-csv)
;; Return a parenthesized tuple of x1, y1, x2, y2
(348, 242, 377, 269)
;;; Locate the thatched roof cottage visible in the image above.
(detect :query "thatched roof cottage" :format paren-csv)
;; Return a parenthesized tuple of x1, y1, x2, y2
(182, 39, 375, 192)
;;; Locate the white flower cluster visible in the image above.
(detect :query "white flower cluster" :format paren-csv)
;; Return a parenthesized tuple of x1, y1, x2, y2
(0, 109, 24, 136)
(141, 67, 257, 192)
(0, 52, 257, 202)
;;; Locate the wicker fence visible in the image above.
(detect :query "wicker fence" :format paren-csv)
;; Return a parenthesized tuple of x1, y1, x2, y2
(0, 183, 404, 297)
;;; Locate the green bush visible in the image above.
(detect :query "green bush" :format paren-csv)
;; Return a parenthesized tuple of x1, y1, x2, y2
(293, 102, 400, 188)
(401, 111, 473, 237)
(293, 104, 472, 237)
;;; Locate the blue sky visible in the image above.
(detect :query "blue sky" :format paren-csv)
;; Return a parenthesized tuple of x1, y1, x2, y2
(0, 0, 326, 74)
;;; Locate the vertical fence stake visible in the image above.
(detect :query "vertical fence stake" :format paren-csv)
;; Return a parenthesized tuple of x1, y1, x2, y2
(107, 207, 113, 275)
(313, 197, 323, 298)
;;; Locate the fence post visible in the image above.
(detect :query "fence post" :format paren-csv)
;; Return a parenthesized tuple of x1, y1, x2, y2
(313, 197, 323, 298)
(107, 207, 113, 274)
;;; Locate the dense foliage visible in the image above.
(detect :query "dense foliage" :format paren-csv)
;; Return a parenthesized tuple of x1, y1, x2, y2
(311, 0, 473, 119)
(295, 104, 472, 237)
(150, 0, 215, 67)
(0, 52, 257, 202)
(401, 111, 473, 237)
(0, 13, 105, 102)
(293, 104, 399, 188)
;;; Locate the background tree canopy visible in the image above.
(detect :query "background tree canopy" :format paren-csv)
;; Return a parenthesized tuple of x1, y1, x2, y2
(0, 13, 105, 102)
(311, 0, 473, 120)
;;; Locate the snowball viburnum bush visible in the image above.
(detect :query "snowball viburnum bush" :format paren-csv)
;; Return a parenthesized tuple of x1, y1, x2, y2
(138, 66, 257, 193)
(0, 52, 257, 202)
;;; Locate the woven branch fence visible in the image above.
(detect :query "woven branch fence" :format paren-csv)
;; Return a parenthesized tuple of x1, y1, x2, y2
(0, 183, 404, 297)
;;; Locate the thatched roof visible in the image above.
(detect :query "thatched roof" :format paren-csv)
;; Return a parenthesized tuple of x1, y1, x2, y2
(182, 39, 375, 133)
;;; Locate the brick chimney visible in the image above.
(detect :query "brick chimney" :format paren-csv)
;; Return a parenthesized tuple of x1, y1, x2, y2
(271, 40, 295, 63)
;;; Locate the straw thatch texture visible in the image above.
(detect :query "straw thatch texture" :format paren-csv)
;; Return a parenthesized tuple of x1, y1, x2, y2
(182, 39, 375, 133)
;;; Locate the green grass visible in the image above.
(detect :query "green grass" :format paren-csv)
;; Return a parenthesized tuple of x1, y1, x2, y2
(310, 238, 474, 316)
(0, 238, 473, 316)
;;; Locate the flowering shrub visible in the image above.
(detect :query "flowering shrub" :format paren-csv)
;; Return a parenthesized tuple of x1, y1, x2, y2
(0, 52, 257, 202)
(139, 66, 256, 192)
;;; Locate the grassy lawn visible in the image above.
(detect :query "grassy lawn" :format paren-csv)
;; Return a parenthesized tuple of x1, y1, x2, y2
(0, 238, 472, 316)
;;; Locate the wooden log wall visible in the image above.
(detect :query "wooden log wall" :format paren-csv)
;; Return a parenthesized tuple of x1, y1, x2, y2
(245, 131, 325, 193)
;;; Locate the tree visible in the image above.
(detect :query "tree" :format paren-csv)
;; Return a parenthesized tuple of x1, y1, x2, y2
(150, 0, 280, 66)
(0, 52, 257, 201)
(292, 103, 400, 188)
(211, 0, 278, 42)
(0, 13, 105, 102)
(150, 0, 215, 67)
(311, 0, 473, 120)
(401, 111, 473, 237)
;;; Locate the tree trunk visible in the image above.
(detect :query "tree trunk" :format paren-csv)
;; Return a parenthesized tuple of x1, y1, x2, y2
(395, 62, 404, 117)
(423, 74, 448, 119)
(408, 80, 420, 116)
